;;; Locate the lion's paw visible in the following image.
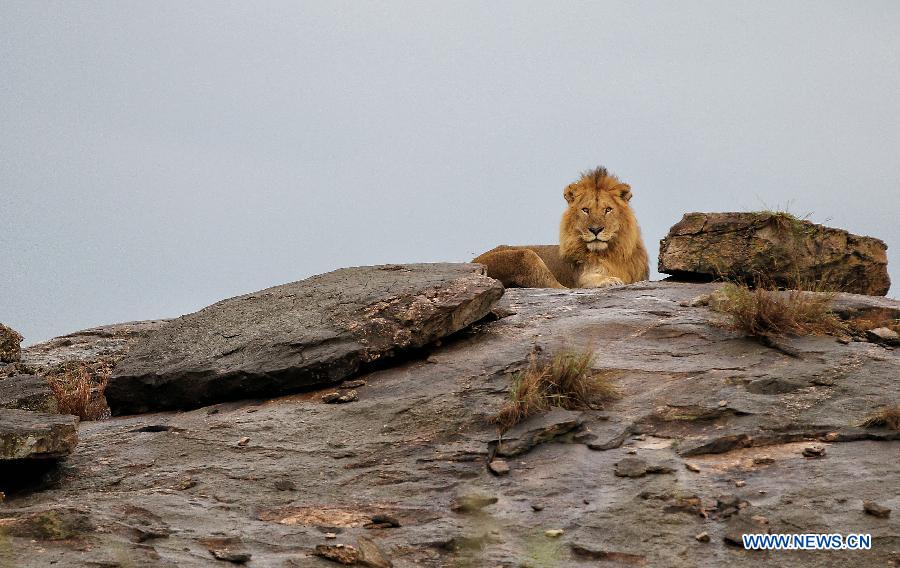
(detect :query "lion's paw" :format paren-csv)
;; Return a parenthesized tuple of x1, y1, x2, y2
(580, 275, 625, 288)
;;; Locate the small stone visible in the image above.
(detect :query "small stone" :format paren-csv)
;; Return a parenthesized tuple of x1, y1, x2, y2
(863, 500, 891, 518)
(451, 494, 498, 513)
(866, 327, 900, 345)
(751, 515, 769, 525)
(837, 336, 851, 344)
(615, 457, 649, 478)
(717, 494, 740, 509)
(209, 549, 251, 564)
(236, 437, 250, 447)
(340, 379, 366, 389)
(314, 543, 359, 565)
(322, 392, 342, 403)
(175, 477, 197, 490)
(685, 462, 701, 473)
(802, 446, 826, 458)
(544, 529, 564, 538)
(718, 400, 728, 407)
(324, 532, 337, 539)
(734, 480, 746, 488)
(274, 479, 295, 491)
(695, 532, 710, 543)
(323, 390, 358, 404)
(626, 449, 637, 455)
(531, 503, 544, 512)
(488, 459, 510, 476)
(753, 456, 774, 465)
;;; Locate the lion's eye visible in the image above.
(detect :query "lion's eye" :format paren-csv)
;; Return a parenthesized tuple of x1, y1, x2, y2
(605, 207, 613, 214)
(581, 207, 590, 214)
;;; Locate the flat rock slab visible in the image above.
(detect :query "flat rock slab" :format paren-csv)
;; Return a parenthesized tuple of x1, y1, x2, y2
(0, 409, 78, 460)
(658, 212, 890, 295)
(0, 375, 57, 413)
(106, 263, 503, 414)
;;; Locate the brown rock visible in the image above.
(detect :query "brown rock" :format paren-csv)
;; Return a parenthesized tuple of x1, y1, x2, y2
(488, 459, 510, 475)
(658, 212, 890, 295)
(863, 500, 891, 518)
(314, 543, 359, 565)
(0, 324, 23, 363)
(450, 494, 498, 513)
(0, 408, 78, 460)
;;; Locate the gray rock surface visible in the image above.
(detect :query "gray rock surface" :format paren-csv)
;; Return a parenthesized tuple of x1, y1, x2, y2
(0, 409, 78, 460)
(658, 212, 891, 295)
(106, 263, 503, 414)
(0, 374, 57, 413)
(1, 282, 898, 567)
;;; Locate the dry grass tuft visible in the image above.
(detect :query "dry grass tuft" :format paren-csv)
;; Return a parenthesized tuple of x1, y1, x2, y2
(491, 348, 619, 432)
(859, 405, 900, 430)
(846, 309, 900, 336)
(45, 360, 113, 420)
(713, 283, 843, 339)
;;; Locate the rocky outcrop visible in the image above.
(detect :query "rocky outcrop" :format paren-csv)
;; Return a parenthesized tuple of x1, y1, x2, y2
(658, 212, 890, 295)
(0, 374, 57, 413)
(0, 409, 77, 460)
(106, 264, 503, 414)
(2, 281, 899, 567)
(0, 323, 23, 363)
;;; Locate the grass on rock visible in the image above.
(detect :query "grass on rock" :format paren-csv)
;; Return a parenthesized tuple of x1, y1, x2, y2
(45, 360, 113, 420)
(859, 405, 900, 430)
(491, 348, 619, 432)
(713, 283, 842, 339)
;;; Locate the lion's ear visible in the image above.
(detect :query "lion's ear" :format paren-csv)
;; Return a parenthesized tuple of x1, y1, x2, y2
(564, 185, 576, 204)
(614, 184, 632, 203)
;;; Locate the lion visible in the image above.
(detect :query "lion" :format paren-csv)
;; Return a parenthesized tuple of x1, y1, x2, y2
(473, 167, 649, 289)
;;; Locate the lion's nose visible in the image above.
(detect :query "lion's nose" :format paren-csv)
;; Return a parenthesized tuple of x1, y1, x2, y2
(589, 226, 604, 236)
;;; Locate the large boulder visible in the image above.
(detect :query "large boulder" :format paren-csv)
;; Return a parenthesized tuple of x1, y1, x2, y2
(0, 374, 57, 413)
(0, 323, 23, 363)
(658, 212, 890, 295)
(105, 263, 503, 414)
(0, 409, 78, 460)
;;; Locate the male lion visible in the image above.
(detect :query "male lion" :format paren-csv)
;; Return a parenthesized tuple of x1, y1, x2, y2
(473, 167, 649, 288)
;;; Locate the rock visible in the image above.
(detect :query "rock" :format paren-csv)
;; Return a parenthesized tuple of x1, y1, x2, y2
(733, 479, 746, 487)
(695, 532, 710, 542)
(866, 327, 900, 345)
(487, 459, 510, 475)
(367, 513, 400, 528)
(544, 529, 564, 537)
(0, 408, 78, 460)
(0, 374, 56, 413)
(658, 212, 890, 295)
(236, 437, 250, 447)
(685, 462, 701, 473)
(615, 457, 648, 478)
(340, 379, 367, 389)
(210, 549, 251, 563)
(322, 390, 358, 404)
(357, 536, 393, 568)
(450, 494, 498, 513)
(863, 500, 891, 518)
(494, 407, 583, 457)
(614, 457, 673, 478)
(202, 538, 252, 564)
(106, 264, 502, 414)
(724, 515, 769, 547)
(4, 281, 900, 567)
(0, 324, 23, 363)
(314, 543, 359, 564)
(802, 445, 826, 458)
(531, 503, 544, 512)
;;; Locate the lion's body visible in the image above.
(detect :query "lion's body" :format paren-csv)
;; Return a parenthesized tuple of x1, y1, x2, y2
(473, 167, 649, 289)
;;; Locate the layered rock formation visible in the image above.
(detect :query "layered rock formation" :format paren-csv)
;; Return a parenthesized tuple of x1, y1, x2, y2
(1, 275, 898, 567)
(658, 212, 890, 295)
(106, 263, 503, 414)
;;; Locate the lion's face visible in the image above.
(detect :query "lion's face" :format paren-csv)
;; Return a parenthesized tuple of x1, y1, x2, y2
(560, 169, 634, 257)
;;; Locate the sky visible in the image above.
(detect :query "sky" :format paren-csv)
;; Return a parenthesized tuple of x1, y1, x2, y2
(1, 1, 898, 345)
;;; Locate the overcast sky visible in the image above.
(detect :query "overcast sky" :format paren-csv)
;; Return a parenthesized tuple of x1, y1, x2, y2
(2, 1, 898, 345)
